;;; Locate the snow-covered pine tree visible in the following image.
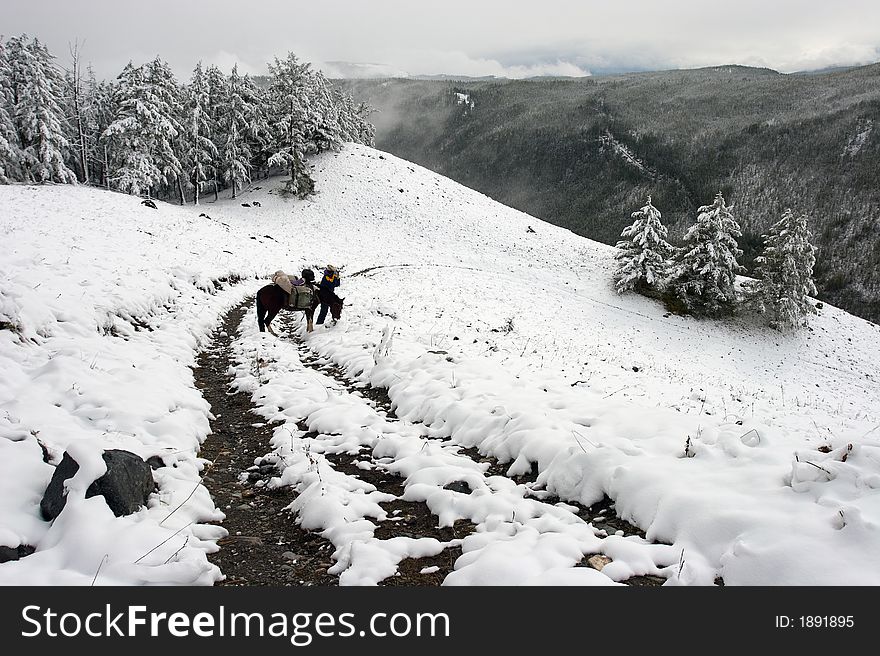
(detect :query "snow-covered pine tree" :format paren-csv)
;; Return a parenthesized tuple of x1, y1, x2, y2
(747, 208, 818, 330)
(203, 64, 227, 200)
(240, 72, 270, 181)
(144, 57, 185, 203)
(104, 58, 184, 198)
(217, 64, 252, 199)
(667, 192, 745, 316)
(0, 37, 24, 183)
(85, 66, 115, 189)
(353, 100, 376, 146)
(304, 71, 343, 153)
(103, 63, 162, 196)
(333, 89, 358, 144)
(613, 196, 674, 294)
(183, 62, 218, 204)
(332, 89, 376, 147)
(266, 52, 313, 198)
(9, 36, 76, 183)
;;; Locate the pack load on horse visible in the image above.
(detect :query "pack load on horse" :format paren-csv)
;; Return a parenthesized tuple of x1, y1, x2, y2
(272, 270, 315, 310)
(258, 268, 320, 335)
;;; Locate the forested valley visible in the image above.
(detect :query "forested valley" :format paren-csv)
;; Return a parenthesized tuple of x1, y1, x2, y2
(337, 65, 880, 322)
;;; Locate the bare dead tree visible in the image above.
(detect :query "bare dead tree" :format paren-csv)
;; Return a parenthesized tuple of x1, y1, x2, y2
(68, 40, 89, 184)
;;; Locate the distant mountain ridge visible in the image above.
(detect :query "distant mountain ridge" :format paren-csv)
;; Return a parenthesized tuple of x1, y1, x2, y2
(335, 62, 880, 323)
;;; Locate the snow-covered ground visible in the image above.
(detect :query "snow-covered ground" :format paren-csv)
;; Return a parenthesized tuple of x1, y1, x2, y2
(1, 144, 878, 585)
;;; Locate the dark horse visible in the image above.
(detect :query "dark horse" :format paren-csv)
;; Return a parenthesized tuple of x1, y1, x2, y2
(256, 284, 343, 335)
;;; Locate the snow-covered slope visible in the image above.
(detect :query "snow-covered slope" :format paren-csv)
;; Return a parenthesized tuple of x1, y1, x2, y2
(1, 144, 878, 585)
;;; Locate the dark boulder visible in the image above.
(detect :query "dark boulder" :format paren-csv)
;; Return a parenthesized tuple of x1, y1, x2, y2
(0, 544, 35, 563)
(40, 449, 155, 521)
(39, 452, 80, 520)
(443, 480, 472, 494)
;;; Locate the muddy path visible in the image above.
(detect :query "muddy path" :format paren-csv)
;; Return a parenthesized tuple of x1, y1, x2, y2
(195, 299, 671, 586)
(195, 300, 337, 586)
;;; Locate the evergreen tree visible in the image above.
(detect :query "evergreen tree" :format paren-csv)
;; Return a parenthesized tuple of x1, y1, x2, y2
(613, 196, 674, 294)
(333, 89, 358, 144)
(747, 209, 818, 330)
(86, 66, 115, 189)
(667, 192, 745, 316)
(240, 72, 270, 180)
(9, 36, 76, 183)
(304, 71, 342, 153)
(143, 57, 185, 202)
(353, 100, 376, 146)
(203, 64, 227, 200)
(0, 37, 24, 182)
(266, 52, 313, 197)
(332, 89, 376, 146)
(183, 62, 218, 204)
(217, 64, 252, 199)
(103, 63, 161, 196)
(104, 58, 183, 198)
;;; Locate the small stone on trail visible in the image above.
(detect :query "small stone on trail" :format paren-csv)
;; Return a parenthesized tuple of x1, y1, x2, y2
(443, 481, 472, 494)
(587, 554, 612, 571)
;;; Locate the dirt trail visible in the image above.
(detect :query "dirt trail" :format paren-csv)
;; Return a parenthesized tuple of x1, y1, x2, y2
(195, 300, 336, 586)
(195, 300, 669, 586)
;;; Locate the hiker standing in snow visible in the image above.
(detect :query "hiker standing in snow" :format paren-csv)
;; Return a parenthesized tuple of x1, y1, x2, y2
(316, 264, 341, 325)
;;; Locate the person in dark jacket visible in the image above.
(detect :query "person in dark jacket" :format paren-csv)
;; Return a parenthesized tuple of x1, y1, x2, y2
(316, 264, 341, 325)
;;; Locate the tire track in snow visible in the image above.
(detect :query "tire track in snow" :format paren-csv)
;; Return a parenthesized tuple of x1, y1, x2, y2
(195, 299, 339, 586)
(269, 317, 474, 585)
(282, 315, 671, 586)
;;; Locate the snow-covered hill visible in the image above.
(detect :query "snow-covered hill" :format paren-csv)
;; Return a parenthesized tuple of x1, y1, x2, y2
(1, 144, 878, 585)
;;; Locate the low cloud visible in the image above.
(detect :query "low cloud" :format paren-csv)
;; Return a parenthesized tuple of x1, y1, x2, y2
(200, 50, 265, 76)
(4, 0, 880, 80)
(376, 49, 590, 78)
(761, 44, 880, 73)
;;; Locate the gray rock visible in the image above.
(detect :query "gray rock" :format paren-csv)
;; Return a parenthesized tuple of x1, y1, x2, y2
(40, 452, 80, 520)
(443, 480, 472, 494)
(0, 544, 35, 563)
(40, 449, 154, 521)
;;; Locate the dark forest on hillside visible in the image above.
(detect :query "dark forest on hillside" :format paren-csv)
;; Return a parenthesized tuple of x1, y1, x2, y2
(337, 64, 880, 323)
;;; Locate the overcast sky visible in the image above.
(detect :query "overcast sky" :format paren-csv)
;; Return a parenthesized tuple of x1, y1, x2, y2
(5, 0, 880, 79)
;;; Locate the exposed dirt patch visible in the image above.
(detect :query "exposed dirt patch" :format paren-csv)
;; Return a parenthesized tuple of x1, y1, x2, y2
(322, 449, 406, 497)
(383, 546, 465, 586)
(195, 299, 337, 586)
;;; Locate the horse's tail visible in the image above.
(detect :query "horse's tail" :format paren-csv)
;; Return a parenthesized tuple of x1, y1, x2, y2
(256, 290, 266, 332)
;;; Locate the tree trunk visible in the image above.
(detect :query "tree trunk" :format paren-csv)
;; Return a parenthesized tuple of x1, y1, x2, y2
(102, 145, 110, 190)
(213, 177, 218, 202)
(177, 175, 185, 205)
(71, 45, 89, 184)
